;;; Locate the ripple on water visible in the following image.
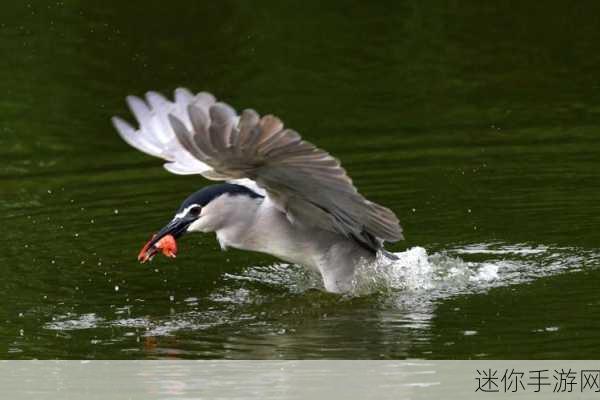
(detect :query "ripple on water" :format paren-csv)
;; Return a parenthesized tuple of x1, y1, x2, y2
(41, 242, 600, 339)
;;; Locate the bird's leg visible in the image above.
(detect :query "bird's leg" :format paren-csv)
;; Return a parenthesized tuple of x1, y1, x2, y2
(317, 241, 376, 293)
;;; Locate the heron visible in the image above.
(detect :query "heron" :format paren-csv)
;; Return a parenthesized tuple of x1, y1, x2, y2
(112, 89, 403, 293)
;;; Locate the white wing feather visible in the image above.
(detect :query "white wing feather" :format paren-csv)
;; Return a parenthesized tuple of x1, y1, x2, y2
(112, 88, 212, 175)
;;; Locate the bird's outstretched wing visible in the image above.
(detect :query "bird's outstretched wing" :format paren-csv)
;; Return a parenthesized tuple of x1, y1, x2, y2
(112, 89, 214, 176)
(113, 89, 403, 249)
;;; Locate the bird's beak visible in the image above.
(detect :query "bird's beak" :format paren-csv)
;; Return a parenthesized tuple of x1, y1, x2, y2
(137, 216, 194, 263)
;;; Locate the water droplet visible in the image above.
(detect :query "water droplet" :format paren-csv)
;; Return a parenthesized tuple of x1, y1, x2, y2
(18, 313, 23, 318)
(114, 209, 119, 215)
(467, 209, 472, 213)
(74, 233, 79, 238)
(114, 285, 119, 292)
(47, 189, 52, 194)
(169, 295, 174, 302)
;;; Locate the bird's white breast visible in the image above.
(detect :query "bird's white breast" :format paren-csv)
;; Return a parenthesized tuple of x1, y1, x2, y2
(198, 192, 375, 292)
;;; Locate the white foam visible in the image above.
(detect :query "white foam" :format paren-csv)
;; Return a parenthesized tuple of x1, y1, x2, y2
(349, 246, 495, 295)
(348, 243, 599, 298)
(471, 263, 499, 282)
(45, 313, 104, 330)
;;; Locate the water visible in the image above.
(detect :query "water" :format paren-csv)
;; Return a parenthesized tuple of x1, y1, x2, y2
(1, 2, 600, 359)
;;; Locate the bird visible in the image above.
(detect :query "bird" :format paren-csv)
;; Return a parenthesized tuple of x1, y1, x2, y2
(112, 89, 403, 293)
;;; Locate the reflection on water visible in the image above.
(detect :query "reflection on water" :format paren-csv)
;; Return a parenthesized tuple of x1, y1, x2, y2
(2, 2, 600, 359)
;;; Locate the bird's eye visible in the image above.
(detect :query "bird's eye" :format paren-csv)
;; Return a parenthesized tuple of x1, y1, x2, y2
(188, 206, 201, 217)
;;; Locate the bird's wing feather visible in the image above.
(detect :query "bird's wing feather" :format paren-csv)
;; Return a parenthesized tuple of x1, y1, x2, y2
(112, 89, 214, 175)
(113, 89, 403, 246)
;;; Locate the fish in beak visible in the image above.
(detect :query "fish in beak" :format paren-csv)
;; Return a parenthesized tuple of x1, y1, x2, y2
(137, 216, 194, 263)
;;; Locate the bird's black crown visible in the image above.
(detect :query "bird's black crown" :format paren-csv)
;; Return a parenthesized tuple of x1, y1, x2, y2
(178, 183, 263, 212)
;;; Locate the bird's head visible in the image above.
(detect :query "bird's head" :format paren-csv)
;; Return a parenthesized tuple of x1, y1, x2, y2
(137, 183, 262, 263)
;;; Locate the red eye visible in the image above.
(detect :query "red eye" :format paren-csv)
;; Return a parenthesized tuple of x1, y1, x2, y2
(189, 206, 201, 216)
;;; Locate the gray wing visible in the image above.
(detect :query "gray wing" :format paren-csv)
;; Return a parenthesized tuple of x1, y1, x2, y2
(113, 89, 403, 249)
(167, 95, 404, 249)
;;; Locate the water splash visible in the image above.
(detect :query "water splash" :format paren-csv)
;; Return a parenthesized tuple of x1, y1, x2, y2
(350, 242, 600, 298)
(41, 242, 600, 338)
(348, 247, 491, 296)
(45, 313, 104, 330)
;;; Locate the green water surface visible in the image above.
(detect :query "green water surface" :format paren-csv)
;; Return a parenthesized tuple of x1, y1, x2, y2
(1, 1, 600, 359)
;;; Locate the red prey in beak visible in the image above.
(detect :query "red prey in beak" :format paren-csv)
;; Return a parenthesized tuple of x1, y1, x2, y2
(138, 234, 178, 263)
(137, 213, 196, 263)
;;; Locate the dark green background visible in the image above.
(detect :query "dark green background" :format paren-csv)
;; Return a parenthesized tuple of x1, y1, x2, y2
(1, 1, 599, 358)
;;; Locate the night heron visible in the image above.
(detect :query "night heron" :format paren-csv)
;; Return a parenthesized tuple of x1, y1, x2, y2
(112, 89, 403, 293)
